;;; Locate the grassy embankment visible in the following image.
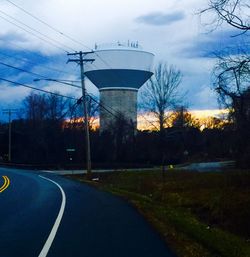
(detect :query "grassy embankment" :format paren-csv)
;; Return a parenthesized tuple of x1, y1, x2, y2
(68, 169, 250, 257)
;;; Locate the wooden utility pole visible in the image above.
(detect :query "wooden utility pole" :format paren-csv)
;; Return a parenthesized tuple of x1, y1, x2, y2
(67, 51, 94, 175)
(2, 109, 18, 162)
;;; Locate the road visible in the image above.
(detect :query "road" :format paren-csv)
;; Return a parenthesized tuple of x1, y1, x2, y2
(180, 161, 235, 172)
(0, 167, 175, 257)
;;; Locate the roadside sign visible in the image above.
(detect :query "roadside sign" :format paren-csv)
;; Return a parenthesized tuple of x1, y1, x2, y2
(66, 149, 76, 152)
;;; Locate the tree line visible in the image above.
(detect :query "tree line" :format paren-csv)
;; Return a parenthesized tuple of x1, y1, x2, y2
(0, 90, 238, 169)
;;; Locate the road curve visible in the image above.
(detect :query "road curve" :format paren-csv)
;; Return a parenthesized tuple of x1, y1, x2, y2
(0, 167, 175, 257)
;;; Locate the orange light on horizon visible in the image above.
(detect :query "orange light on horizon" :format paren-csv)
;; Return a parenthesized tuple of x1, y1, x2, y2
(64, 109, 229, 131)
(64, 117, 99, 131)
(137, 109, 229, 131)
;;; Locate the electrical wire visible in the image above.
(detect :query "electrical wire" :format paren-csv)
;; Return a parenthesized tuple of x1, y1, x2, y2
(0, 9, 75, 52)
(4, 0, 133, 80)
(58, 100, 80, 121)
(4, 0, 140, 90)
(0, 61, 52, 79)
(0, 14, 68, 53)
(87, 94, 120, 120)
(5, 0, 91, 50)
(0, 61, 82, 89)
(0, 43, 77, 78)
(138, 112, 159, 131)
(0, 77, 77, 100)
(0, 51, 73, 76)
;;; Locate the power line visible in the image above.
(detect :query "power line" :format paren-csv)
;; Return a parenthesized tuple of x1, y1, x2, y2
(4, 0, 128, 76)
(5, 0, 91, 50)
(0, 61, 81, 89)
(0, 13, 68, 53)
(1, 78, 82, 122)
(0, 9, 75, 52)
(87, 94, 118, 119)
(4, 0, 136, 88)
(0, 60, 50, 79)
(87, 93, 120, 119)
(0, 28, 78, 76)
(0, 49, 74, 76)
(55, 99, 80, 121)
(0, 77, 77, 100)
(34, 78, 81, 90)
(138, 112, 159, 131)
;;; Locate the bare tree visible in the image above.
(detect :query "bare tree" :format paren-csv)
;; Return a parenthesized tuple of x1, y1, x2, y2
(24, 92, 70, 122)
(213, 53, 250, 110)
(200, 0, 250, 123)
(24, 93, 47, 124)
(140, 62, 183, 132)
(213, 53, 250, 133)
(46, 94, 69, 121)
(212, 52, 250, 165)
(171, 106, 198, 128)
(200, 0, 250, 104)
(200, 0, 250, 33)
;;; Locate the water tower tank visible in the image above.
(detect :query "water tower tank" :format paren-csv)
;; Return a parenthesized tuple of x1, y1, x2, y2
(84, 42, 154, 132)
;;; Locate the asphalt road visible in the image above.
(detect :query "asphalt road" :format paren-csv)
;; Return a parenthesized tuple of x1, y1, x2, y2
(0, 167, 175, 257)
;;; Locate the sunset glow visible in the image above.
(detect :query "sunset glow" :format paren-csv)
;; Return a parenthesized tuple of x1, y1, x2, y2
(65, 109, 229, 131)
(137, 109, 229, 131)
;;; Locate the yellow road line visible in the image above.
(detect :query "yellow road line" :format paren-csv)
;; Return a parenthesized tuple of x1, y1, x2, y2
(0, 176, 10, 193)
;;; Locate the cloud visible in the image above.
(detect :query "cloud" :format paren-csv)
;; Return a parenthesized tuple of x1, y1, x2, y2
(0, 31, 32, 53)
(191, 85, 218, 109)
(135, 11, 185, 26)
(180, 29, 250, 58)
(0, 82, 31, 102)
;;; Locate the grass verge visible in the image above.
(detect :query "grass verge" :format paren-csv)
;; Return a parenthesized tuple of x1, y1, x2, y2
(67, 169, 250, 257)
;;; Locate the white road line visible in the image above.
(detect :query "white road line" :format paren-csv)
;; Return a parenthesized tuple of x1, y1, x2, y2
(38, 175, 66, 257)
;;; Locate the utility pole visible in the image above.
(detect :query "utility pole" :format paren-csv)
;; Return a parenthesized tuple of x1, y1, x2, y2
(2, 109, 17, 162)
(67, 51, 95, 176)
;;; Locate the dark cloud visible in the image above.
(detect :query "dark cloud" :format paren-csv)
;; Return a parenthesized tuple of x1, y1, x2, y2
(135, 11, 185, 26)
(180, 29, 250, 58)
(0, 44, 71, 104)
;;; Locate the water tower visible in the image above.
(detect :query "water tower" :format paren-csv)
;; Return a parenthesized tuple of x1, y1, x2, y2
(84, 42, 154, 132)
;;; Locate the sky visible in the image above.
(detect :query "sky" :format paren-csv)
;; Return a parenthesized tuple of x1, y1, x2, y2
(0, 0, 249, 121)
